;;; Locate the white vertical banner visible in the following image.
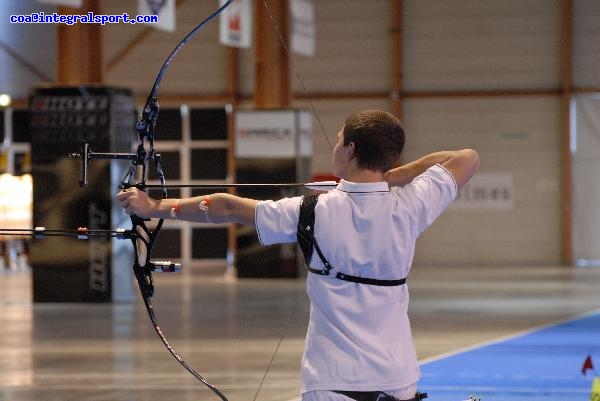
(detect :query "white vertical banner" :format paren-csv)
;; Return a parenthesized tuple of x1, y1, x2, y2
(571, 95, 600, 265)
(138, 0, 175, 32)
(36, 0, 83, 7)
(290, 0, 315, 57)
(219, 0, 252, 48)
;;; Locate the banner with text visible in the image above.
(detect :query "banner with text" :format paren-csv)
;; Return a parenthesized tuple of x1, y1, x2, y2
(235, 110, 312, 158)
(452, 172, 513, 210)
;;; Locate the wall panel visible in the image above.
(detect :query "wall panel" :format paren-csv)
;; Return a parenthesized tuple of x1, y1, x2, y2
(403, 0, 561, 92)
(573, 0, 600, 88)
(403, 96, 562, 265)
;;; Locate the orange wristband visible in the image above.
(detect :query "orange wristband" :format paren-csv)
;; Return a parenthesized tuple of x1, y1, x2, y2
(198, 196, 212, 211)
(169, 200, 181, 219)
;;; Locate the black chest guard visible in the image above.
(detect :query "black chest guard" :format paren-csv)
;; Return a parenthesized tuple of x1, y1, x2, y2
(296, 194, 406, 286)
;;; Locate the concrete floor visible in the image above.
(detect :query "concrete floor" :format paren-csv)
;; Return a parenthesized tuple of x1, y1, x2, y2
(2, 264, 600, 401)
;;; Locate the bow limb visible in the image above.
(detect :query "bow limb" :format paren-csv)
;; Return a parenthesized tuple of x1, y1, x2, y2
(128, 212, 229, 401)
(125, 2, 235, 401)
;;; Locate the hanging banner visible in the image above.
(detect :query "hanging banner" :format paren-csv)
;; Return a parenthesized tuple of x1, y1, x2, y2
(290, 0, 315, 57)
(219, 0, 252, 48)
(138, 0, 175, 32)
(37, 0, 83, 7)
(235, 110, 313, 158)
(452, 172, 513, 210)
(571, 95, 600, 264)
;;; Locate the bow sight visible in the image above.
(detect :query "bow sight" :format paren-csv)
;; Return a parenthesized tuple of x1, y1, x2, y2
(69, 139, 139, 187)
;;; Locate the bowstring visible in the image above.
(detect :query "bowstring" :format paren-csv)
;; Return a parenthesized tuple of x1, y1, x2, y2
(250, 288, 304, 401)
(251, 3, 330, 401)
(261, 0, 333, 151)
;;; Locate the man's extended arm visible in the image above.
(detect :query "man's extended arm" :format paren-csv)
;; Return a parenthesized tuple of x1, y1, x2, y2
(384, 149, 480, 189)
(116, 189, 258, 226)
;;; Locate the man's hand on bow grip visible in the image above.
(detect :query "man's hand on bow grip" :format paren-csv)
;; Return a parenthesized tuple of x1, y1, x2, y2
(117, 188, 160, 219)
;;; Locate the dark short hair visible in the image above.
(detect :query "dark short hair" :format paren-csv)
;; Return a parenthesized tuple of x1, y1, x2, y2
(343, 110, 405, 172)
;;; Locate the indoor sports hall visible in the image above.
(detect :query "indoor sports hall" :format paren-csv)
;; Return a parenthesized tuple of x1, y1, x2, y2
(1, 1, 599, 401)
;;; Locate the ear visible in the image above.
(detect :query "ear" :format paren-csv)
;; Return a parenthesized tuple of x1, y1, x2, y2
(347, 142, 356, 160)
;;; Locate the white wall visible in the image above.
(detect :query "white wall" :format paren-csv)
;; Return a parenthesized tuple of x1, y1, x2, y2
(292, 0, 565, 265)
(404, 96, 562, 265)
(573, 0, 600, 87)
(8, 0, 600, 266)
(403, 0, 561, 91)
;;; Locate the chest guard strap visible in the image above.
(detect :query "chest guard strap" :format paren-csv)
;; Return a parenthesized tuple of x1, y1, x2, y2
(296, 194, 406, 287)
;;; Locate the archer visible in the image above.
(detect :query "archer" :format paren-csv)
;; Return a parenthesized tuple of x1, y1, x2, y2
(117, 109, 480, 401)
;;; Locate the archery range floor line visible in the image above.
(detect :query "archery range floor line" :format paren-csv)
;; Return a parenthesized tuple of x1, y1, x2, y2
(418, 309, 600, 401)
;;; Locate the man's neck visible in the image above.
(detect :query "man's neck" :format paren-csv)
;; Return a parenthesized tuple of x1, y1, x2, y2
(343, 166, 385, 183)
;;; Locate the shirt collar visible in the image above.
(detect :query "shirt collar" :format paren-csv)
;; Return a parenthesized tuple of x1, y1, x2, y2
(336, 179, 390, 193)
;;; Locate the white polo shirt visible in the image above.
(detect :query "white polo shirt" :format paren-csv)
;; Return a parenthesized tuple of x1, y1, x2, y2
(255, 164, 457, 393)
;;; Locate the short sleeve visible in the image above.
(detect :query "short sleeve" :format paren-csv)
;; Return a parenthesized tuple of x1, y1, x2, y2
(393, 164, 458, 234)
(255, 196, 303, 245)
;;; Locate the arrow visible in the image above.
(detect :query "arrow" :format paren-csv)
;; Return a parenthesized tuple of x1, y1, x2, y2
(122, 180, 338, 191)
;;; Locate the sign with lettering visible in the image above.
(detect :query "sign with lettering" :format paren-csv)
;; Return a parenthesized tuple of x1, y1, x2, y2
(452, 172, 513, 210)
(235, 110, 312, 158)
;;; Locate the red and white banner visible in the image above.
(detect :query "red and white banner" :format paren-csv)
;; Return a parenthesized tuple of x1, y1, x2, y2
(219, 0, 252, 48)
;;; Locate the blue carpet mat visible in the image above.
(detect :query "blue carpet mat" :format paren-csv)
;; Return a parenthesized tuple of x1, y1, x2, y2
(418, 310, 600, 401)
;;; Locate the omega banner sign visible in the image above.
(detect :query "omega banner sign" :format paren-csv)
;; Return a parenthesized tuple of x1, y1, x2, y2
(235, 110, 313, 158)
